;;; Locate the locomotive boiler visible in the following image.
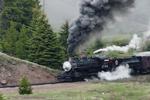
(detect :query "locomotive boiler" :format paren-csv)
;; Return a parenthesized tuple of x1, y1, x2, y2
(57, 52, 150, 82)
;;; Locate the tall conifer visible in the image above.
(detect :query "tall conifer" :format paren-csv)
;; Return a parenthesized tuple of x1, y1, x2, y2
(27, 1, 64, 69)
(59, 21, 69, 60)
(0, 0, 36, 55)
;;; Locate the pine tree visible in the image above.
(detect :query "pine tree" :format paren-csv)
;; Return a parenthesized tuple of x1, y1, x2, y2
(0, 0, 3, 13)
(0, 0, 37, 57)
(0, 0, 36, 30)
(27, 1, 64, 69)
(15, 25, 29, 59)
(59, 21, 69, 60)
(59, 21, 69, 49)
(1, 21, 18, 55)
(0, 0, 65, 69)
(19, 76, 32, 95)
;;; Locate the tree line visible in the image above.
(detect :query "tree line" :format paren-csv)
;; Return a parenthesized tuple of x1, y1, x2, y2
(0, 0, 69, 69)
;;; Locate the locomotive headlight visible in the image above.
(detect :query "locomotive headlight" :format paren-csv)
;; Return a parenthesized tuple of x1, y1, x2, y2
(63, 61, 72, 72)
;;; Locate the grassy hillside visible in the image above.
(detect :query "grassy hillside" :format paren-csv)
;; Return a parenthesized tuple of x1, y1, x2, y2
(0, 52, 59, 86)
(2, 82, 150, 100)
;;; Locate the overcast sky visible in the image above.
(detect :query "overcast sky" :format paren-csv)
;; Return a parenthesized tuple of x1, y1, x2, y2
(42, 0, 150, 33)
(41, 0, 80, 30)
(102, 0, 150, 35)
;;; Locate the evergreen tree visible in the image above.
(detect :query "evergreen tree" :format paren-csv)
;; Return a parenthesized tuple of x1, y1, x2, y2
(15, 25, 29, 59)
(0, 0, 65, 69)
(59, 21, 69, 49)
(27, 1, 64, 69)
(0, 0, 36, 57)
(19, 76, 32, 95)
(1, 21, 18, 55)
(0, 0, 3, 13)
(59, 21, 69, 60)
(0, 0, 36, 31)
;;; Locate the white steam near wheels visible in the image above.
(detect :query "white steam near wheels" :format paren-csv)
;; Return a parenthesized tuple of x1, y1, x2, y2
(63, 61, 72, 72)
(98, 64, 131, 81)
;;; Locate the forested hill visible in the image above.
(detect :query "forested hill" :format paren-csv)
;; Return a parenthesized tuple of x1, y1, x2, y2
(0, 0, 69, 69)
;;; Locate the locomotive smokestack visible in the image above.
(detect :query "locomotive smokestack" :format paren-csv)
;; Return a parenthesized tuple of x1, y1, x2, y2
(68, 0, 135, 56)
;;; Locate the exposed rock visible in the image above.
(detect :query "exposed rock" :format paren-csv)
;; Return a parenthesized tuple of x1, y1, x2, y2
(0, 52, 59, 86)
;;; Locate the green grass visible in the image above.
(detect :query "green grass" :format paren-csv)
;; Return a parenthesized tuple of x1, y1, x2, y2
(4, 82, 150, 100)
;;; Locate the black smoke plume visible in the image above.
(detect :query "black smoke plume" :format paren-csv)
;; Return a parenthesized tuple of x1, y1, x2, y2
(68, 0, 135, 56)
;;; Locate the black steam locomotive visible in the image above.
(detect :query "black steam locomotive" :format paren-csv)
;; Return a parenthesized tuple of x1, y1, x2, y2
(57, 52, 150, 82)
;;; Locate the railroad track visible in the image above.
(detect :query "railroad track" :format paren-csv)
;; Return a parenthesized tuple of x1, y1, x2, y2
(0, 81, 64, 88)
(0, 79, 84, 88)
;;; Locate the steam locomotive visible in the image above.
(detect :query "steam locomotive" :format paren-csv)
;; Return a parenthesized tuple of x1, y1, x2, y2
(57, 52, 150, 82)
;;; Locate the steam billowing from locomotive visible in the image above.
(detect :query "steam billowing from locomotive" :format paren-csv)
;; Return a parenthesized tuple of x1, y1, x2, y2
(94, 34, 142, 53)
(94, 27, 150, 54)
(98, 64, 131, 81)
(68, 0, 135, 56)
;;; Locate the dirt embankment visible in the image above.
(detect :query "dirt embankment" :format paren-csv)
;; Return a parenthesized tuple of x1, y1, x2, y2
(0, 52, 58, 86)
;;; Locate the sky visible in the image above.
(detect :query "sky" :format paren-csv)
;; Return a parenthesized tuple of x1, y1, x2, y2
(41, 0, 80, 30)
(102, 0, 150, 35)
(42, 0, 150, 34)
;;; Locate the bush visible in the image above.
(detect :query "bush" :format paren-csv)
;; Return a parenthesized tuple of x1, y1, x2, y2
(0, 94, 5, 100)
(18, 76, 32, 95)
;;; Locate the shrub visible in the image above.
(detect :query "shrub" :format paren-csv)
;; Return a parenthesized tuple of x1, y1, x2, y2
(18, 76, 32, 95)
(0, 94, 5, 100)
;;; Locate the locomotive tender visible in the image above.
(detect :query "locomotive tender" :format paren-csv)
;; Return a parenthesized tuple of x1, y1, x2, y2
(57, 52, 150, 82)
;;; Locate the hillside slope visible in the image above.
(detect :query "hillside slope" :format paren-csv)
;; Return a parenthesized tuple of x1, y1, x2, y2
(0, 52, 58, 86)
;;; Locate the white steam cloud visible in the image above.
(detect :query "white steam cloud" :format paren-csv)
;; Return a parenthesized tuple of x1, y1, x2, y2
(94, 34, 142, 53)
(142, 29, 150, 46)
(96, 26, 150, 81)
(98, 64, 131, 81)
(94, 27, 150, 54)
